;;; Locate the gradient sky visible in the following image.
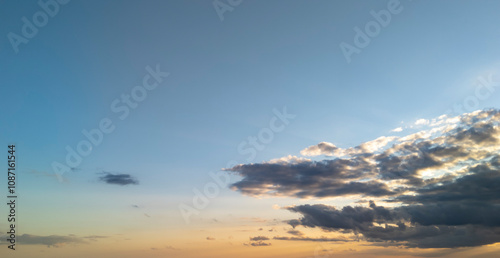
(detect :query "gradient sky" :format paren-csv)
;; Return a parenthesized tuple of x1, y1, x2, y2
(1, 0, 500, 257)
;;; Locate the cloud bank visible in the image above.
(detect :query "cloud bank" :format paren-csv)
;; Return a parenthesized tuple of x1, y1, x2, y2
(227, 109, 500, 248)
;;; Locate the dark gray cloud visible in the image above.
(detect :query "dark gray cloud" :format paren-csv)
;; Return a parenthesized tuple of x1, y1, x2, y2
(286, 201, 397, 232)
(244, 236, 272, 246)
(227, 109, 500, 248)
(396, 163, 500, 206)
(285, 159, 500, 248)
(99, 172, 139, 185)
(285, 202, 500, 248)
(0, 234, 106, 247)
(286, 229, 304, 236)
(226, 159, 393, 198)
(249, 236, 269, 241)
(246, 241, 271, 246)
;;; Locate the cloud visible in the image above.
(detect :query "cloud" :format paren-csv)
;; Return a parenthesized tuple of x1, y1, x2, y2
(0, 234, 106, 247)
(99, 172, 139, 185)
(391, 127, 403, 132)
(227, 109, 500, 248)
(267, 155, 311, 164)
(285, 201, 500, 248)
(244, 236, 272, 246)
(251, 242, 271, 246)
(286, 229, 304, 236)
(228, 109, 500, 198)
(226, 159, 398, 198)
(299, 136, 398, 158)
(415, 119, 429, 126)
(244, 241, 271, 246)
(206, 237, 215, 240)
(273, 236, 348, 242)
(249, 236, 269, 241)
(286, 201, 396, 231)
(300, 142, 340, 156)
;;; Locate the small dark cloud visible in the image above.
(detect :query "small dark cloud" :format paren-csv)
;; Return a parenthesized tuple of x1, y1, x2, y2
(251, 241, 271, 246)
(244, 241, 271, 246)
(286, 229, 304, 236)
(206, 237, 215, 240)
(99, 172, 139, 186)
(249, 236, 269, 241)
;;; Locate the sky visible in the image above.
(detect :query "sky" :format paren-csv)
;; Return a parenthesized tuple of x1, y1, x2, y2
(1, 0, 500, 257)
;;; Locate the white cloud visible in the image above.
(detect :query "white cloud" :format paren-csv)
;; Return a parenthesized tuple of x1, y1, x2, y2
(415, 119, 429, 126)
(391, 127, 403, 132)
(267, 155, 311, 164)
(300, 142, 341, 157)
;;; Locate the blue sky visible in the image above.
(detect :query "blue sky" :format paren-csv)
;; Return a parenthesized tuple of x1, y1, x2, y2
(2, 1, 500, 257)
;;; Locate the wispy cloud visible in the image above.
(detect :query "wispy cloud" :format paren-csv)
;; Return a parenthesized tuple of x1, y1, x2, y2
(273, 236, 348, 242)
(0, 234, 107, 247)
